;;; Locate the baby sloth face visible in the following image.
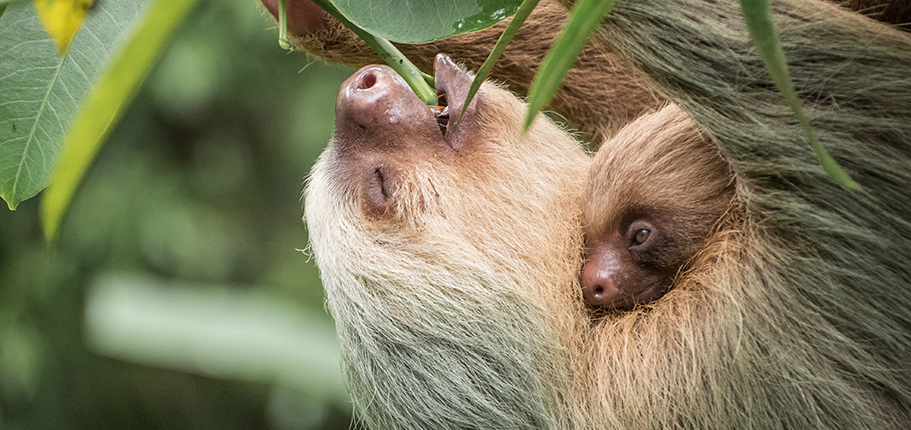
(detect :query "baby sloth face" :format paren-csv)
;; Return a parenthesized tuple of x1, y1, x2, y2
(580, 105, 734, 310)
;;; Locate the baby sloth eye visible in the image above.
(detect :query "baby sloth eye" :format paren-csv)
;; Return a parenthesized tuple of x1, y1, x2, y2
(633, 228, 651, 245)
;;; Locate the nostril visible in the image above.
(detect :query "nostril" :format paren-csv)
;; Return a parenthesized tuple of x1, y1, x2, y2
(594, 286, 605, 296)
(358, 71, 378, 91)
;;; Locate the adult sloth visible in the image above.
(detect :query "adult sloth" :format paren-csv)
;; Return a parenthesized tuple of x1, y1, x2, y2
(295, 0, 911, 428)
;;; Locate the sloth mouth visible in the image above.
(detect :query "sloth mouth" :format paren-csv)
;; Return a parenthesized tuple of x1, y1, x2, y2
(431, 54, 475, 148)
(633, 278, 670, 304)
(597, 278, 670, 311)
(429, 93, 450, 136)
(612, 277, 672, 311)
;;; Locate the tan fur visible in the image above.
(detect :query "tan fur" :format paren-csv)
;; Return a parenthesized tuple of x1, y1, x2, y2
(584, 104, 733, 241)
(580, 104, 734, 308)
(576, 0, 911, 427)
(301, 0, 911, 428)
(306, 79, 592, 429)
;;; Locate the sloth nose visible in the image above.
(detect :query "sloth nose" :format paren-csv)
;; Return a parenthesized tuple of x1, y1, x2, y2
(342, 66, 408, 116)
(334, 65, 439, 151)
(580, 258, 622, 306)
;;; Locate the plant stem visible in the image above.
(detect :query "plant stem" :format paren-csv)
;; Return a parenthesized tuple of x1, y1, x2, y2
(277, 0, 292, 50)
(460, 0, 540, 122)
(308, 0, 437, 105)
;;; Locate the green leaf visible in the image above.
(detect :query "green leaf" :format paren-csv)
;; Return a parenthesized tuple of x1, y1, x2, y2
(460, 0, 541, 122)
(0, 0, 147, 210)
(40, 0, 200, 241)
(327, 0, 522, 44)
(740, 0, 859, 189)
(523, 0, 614, 131)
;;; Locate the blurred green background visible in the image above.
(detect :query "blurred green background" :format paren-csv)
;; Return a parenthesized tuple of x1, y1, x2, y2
(0, 0, 357, 428)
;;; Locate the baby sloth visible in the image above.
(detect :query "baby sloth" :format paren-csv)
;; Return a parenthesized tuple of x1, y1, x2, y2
(580, 105, 735, 309)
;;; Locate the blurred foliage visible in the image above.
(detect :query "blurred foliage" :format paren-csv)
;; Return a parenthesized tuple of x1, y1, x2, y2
(0, 0, 356, 428)
(84, 274, 347, 406)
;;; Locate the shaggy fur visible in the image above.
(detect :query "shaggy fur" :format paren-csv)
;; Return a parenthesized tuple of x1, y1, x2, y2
(300, 0, 911, 428)
(306, 78, 592, 429)
(841, 0, 911, 29)
(270, 0, 904, 144)
(573, 0, 911, 427)
(584, 105, 733, 238)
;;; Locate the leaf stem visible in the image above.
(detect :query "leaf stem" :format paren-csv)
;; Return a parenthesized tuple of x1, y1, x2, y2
(359, 33, 438, 105)
(740, 0, 859, 189)
(309, 0, 437, 105)
(523, 0, 615, 132)
(277, 0, 291, 50)
(459, 0, 541, 123)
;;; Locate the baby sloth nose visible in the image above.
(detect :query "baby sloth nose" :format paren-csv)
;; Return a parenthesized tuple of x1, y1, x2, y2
(334, 65, 440, 151)
(580, 262, 622, 306)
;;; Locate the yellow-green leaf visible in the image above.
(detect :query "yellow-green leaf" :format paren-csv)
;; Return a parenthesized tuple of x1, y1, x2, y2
(523, 0, 614, 131)
(34, 0, 94, 54)
(40, 0, 200, 241)
(740, 0, 859, 189)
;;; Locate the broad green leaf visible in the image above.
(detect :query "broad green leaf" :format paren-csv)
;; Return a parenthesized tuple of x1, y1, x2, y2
(327, 0, 523, 44)
(41, 0, 200, 241)
(0, 0, 148, 210)
(740, 0, 859, 189)
(34, 0, 94, 54)
(460, 0, 540, 122)
(523, 0, 614, 131)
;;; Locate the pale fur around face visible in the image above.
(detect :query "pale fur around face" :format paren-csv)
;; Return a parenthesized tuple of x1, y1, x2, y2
(305, 82, 591, 429)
